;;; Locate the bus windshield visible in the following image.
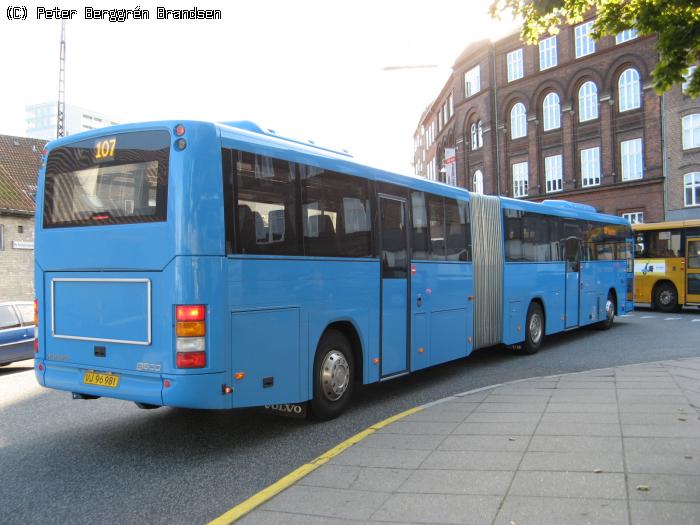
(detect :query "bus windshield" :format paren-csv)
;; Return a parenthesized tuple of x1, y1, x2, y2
(43, 130, 170, 228)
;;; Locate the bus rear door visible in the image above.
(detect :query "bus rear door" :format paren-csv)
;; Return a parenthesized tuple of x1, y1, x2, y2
(687, 237, 700, 304)
(563, 236, 581, 328)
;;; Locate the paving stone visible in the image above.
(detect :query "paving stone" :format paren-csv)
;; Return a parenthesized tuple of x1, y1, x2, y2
(356, 432, 445, 451)
(529, 435, 622, 453)
(535, 421, 621, 436)
(483, 394, 553, 404)
(494, 496, 628, 525)
(260, 485, 389, 520)
(464, 411, 542, 423)
(329, 447, 430, 469)
(622, 423, 700, 438)
(630, 501, 700, 525)
(546, 402, 618, 413)
(539, 412, 619, 424)
(448, 392, 490, 402)
(509, 471, 627, 499)
(616, 403, 690, 413)
(620, 413, 698, 425)
(474, 402, 547, 413)
(298, 464, 360, 489)
(624, 437, 700, 475)
(376, 421, 459, 436)
(438, 434, 529, 452)
(402, 405, 476, 423)
(519, 451, 624, 472)
(453, 421, 539, 435)
(350, 467, 413, 492)
(627, 473, 700, 502)
(421, 450, 523, 471)
(370, 493, 502, 524)
(397, 469, 513, 496)
(238, 510, 358, 525)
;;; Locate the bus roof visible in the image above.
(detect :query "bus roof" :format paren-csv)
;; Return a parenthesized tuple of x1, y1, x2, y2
(632, 219, 700, 231)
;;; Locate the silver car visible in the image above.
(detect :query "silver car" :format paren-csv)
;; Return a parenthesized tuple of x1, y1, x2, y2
(0, 301, 35, 366)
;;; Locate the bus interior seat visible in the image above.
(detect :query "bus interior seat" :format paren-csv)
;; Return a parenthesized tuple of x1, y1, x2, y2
(237, 205, 256, 250)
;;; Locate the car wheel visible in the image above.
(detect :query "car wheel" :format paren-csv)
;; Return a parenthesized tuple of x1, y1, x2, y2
(310, 330, 354, 421)
(522, 302, 544, 355)
(654, 282, 679, 313)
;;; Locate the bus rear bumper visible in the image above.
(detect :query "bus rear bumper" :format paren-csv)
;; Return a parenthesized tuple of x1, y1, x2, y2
(37, 360, 229, 409)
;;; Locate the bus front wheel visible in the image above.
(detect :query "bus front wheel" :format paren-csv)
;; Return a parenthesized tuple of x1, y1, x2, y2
(310, 330, 354, 420)
(595, 292, 616, 330)
(523, 302, 544, 355)
(654, 282, 680, 313)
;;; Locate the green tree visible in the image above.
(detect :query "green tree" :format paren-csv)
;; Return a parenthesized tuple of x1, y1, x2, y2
(491, 0, 700, 97)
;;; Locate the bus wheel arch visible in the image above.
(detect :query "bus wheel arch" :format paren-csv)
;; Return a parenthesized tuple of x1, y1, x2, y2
(522, 299, 545, 355)
(652, 280, 680, 313)
(324, 321, 363, 384)
(310, 323, 361, 421)
(596, 289, 616, 330)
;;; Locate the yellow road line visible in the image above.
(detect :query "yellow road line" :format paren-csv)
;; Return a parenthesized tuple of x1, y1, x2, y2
(207, 405, 423, 525)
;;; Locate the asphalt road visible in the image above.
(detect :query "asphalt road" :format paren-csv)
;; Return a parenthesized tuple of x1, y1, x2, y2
(1, 308, 699, 525)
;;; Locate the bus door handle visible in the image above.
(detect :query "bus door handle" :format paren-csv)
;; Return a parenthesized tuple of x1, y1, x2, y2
(416, 294, 423, 307)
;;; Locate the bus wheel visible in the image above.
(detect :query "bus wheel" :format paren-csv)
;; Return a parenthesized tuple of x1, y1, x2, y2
(310, 330, 354, 421)
(523, 302, 544, 355)
(654, 282, 679, 313)
(596, 293, 616, 330)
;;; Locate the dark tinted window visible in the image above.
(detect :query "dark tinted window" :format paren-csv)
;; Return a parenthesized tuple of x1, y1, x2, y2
(640, 230, 683, 258)
(523, 213, 552, 261)
(44, 131, 169, 228)
(234, 151, 300, 255)
(380, 198, 407, 278)
(411, 192, 429, 260)
(301, 166, 372, 257)
(446, 199, 470, 261)
(428, 195, 446, 260)
(504, 208, 524, 261)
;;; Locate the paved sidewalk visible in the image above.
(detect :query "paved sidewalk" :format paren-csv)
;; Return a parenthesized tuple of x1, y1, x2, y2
(239, 358, 700, 525)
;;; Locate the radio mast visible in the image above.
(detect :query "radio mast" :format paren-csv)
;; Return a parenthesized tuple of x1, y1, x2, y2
(56, 20, 66, 138)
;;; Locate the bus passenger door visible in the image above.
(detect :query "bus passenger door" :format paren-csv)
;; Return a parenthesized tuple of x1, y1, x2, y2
(687, 237, 700, 304)
(564, 237, 581, 328)
(379, 195, 409, 377)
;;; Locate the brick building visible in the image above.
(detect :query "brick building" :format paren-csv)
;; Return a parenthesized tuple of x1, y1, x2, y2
(0, 134, 44, 301)
(413, 22, 700, 223)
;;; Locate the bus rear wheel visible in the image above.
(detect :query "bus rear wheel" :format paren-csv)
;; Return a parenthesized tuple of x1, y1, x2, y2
(595, 292, 616, 330)
(310, 330, 354, 421)
(654, 282, 680, 313)
(522, 302, 544, 355)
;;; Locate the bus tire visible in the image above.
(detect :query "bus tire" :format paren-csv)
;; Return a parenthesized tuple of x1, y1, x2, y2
(523, 302, 544, 355)
(310, 330, 354, 421)
(653, 282, 680, 313)
(596, 292, 616, 330)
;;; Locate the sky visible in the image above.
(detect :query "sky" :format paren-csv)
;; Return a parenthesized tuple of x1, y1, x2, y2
(0, 0, 518, 173)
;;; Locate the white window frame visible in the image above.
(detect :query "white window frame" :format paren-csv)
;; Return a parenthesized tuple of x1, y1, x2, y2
(477, 121, 483, 148)
(618, 68, 641, 112)
(544, 154, 563, 193)
(685, 172, 700, 207)
(464, 66, 481, 97)
(621, 211, 644, 224)
(473, 170, 484, 194)
(580, 146, 601, 187)
(615, 29, 637, 44)
(539, 35, 557, 71)
(621, 138, 643, 181)
(683, 66, 697, 93)
(510, 102, 527, 139)
(448, 93, 454, 118)
(512, 162, 529, 198)
(682, 114, 700, 150)
(575, 21, 595, 58)
(578, 81, 599, 122)
(470, 123, 478, 150)
(542, 92, 561, 131)
(507, 48, 524, 82)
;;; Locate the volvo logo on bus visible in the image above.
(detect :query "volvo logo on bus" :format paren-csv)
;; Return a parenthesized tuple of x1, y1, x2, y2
(262, 403, 308, 418)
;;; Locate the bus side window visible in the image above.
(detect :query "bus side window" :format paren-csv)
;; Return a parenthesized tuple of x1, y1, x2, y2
(427, 194, 446, 260)
(411, 192, 429, 260)
(446, 198, 469, 261)
(504, 208, 524, 261)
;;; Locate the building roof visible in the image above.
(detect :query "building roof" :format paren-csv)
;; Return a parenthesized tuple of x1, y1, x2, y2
(0, 134, 45, 214)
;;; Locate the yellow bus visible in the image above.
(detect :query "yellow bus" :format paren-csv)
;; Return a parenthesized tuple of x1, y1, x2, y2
(632, 220, 700, 312)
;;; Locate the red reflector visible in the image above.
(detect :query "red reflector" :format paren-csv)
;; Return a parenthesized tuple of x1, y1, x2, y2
(38, 363, 44, 371)
(176, 351, 206, 368)
(174, 124, 186, 136)
(176, 305, 205, 321)
(163, 379, 171, 388)
(93, 214, 110, 220)
(34, 338, 38, 353)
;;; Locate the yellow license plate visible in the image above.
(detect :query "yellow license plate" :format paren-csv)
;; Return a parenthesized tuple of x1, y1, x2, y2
(83, 371, 120, 388)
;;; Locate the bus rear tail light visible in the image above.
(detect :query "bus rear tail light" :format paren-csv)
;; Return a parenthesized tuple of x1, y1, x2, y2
(34, 299, 39, 353)
(175, 305, 206, 368)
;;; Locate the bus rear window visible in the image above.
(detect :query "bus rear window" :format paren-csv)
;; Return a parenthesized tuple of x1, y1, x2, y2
(44, 130, 169, 228)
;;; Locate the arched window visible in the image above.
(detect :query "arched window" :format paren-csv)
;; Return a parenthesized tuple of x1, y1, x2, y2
(618, 68, 641, 111)
(473, 170, 484, 194)
(542, 92, 561, 131)
(477, 121, 483, 148)
(470, 123, 478, 150)
(578, 81, 598, 122)
(510, 102, 527, 139)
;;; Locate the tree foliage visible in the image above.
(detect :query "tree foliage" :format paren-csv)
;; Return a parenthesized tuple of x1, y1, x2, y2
(490, 0, 700, 97)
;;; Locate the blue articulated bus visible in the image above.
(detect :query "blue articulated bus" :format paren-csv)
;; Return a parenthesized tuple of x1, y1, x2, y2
(33, 120, 634, 419)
